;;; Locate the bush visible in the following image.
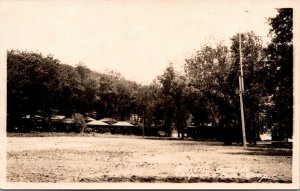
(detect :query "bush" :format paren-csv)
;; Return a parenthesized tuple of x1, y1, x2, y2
(72, 113, 86, 133)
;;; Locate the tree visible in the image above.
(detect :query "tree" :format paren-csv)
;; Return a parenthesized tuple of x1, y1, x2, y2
(265, 8, 293, 140)
(7, 50, 61, 131)
(159, 64, 187, 139)
(53, 64, 82, 115)
(7, 50, 141, 133)
(75, 63, 100, 114)
(185, 43, 232, 128)
(184, 36, 266, 144)
(72, 113, 86, 133)
(97, 70, 140, 120)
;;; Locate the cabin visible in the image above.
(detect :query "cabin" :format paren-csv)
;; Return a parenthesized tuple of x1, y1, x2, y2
(86, 120, 110, 133)
(111, 121, 135, 134)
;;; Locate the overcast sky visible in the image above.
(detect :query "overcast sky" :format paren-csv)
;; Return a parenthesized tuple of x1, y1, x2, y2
(0, 0, 286, 84)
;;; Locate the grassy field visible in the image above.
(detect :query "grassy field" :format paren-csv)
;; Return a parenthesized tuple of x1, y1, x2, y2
(6, 133, 292, 183)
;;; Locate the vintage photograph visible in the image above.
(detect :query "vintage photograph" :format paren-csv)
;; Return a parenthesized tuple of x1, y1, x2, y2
(0, 0, 299, 189)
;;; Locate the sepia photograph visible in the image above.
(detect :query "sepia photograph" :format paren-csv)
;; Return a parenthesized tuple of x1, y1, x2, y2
(0, 0, 299, 189)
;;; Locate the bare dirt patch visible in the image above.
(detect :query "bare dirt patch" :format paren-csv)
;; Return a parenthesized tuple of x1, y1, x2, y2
(6, 134, 292, 183)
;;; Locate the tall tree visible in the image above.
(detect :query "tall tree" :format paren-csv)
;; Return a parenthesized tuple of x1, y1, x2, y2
(185, 43, 232, 128)
(7, 50, 60, 118)
(159, 64, 186, 138)
(136, 80, 165, 135)
(265, 8, 293, 140)
(75, 63, 100, 114)
(97, 71, 140, 120)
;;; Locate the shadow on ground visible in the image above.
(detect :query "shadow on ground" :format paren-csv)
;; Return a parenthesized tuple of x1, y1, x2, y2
(225, 147, 292, 156)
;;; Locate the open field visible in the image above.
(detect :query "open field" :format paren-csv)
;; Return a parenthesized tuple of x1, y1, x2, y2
(7, 134, 292, 183)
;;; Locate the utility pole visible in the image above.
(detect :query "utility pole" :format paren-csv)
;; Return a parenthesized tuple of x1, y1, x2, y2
(143, 112, 145, 138)
(239, 32, 247, 148)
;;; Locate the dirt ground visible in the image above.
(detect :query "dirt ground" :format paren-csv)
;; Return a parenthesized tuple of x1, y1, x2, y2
(6, 134, 292, 183)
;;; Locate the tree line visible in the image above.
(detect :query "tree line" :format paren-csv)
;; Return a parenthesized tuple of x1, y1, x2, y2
(7, 9, 292, 143)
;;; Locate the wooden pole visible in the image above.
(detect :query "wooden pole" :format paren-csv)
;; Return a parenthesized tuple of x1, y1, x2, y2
(239, 32, 247, 148)
(143, 112, 145, 138)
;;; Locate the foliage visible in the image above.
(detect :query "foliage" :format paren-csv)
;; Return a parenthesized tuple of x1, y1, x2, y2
(185, 42, 232, 127)
(264, 8, 293, 140)
(7, 50, 140, 132)
(72, 113, 86, 133)
(7, 50, 60, 118)
(158, 64, 186, 138)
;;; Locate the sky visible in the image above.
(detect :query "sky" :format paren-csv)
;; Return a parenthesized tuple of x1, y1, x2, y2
(0, 0, 287, 84)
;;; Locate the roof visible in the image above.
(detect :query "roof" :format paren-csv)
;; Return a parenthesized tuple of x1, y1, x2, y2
(87, 120, 109, 126)
(112, 121, 134, 127)
(99, 118, 117, 124)
(85, 117, 96, 122)
(22, 115, 43, 119)
(99, 118, 114, 122)
(62, 118, 74, 124)
(50, 115, 65, 120)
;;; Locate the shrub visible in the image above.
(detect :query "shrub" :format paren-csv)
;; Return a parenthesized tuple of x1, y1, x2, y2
(72, 113, 86, 133)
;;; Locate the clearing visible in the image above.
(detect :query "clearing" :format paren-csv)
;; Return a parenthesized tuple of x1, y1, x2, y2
(6, 134, 292, 183)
